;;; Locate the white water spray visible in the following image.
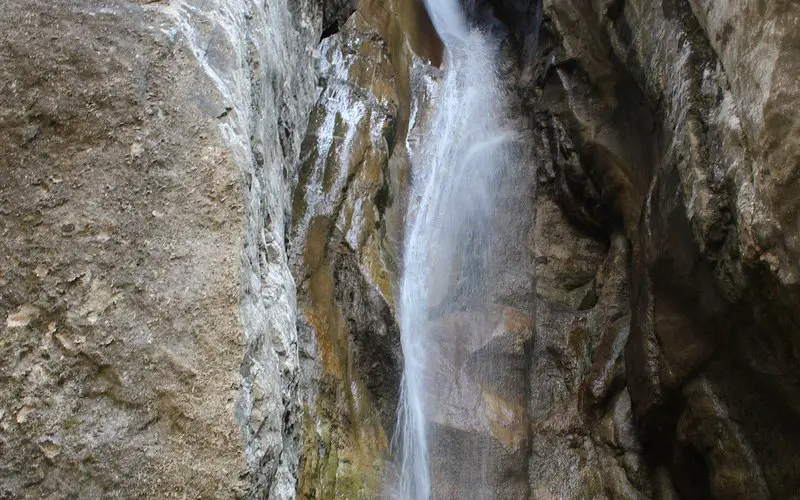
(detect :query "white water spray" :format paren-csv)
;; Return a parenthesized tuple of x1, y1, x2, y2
(394, 1, 515, 498)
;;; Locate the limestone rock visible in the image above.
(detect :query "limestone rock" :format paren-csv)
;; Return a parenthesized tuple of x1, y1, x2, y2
(0, 0, 326, 497)
(291, 2, 407, 497)
(532, 0, 800, 496)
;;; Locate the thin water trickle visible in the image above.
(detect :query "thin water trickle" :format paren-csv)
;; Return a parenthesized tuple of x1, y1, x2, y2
(394, 1, 515, 498)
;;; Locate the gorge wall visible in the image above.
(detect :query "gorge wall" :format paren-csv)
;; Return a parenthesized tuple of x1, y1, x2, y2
(1, 0, 799, 499)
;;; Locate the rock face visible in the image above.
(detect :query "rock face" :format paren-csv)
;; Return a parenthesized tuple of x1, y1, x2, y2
(524, 0, 800, 497)
(0, 1, 249, 497)
(1, 0, 799, 498)
(0, 0, 325, 497)
(290, 3, 404, 496)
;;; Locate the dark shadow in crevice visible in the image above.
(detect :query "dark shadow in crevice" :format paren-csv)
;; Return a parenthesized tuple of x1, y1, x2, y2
(320, 21, 340, 41)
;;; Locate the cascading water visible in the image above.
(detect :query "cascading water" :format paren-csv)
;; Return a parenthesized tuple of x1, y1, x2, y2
(394, 1, 518, 498)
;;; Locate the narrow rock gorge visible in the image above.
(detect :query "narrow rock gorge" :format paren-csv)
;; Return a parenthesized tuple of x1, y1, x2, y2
(1, 0, 798, 499)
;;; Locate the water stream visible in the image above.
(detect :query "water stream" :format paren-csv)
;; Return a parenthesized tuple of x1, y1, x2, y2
(394, 1, 516, 497)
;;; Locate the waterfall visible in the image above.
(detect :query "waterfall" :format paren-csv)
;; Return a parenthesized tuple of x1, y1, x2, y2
(394, 1, 516, 498)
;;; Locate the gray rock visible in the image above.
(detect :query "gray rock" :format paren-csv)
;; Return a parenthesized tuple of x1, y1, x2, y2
(3, 0, 800, 498)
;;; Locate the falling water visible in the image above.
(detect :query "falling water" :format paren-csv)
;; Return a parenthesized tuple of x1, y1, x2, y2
(394, 0, 516, 498)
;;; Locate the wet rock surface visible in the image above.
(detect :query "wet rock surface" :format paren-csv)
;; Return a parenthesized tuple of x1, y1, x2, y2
(290, 1, 418, 497)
